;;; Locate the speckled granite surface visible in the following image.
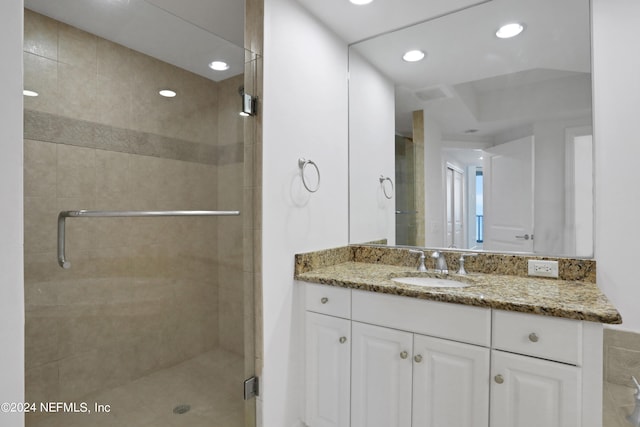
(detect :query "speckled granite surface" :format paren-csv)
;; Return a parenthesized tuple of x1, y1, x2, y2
(294, 246, 621, 324)
(350, 245, 597, 282)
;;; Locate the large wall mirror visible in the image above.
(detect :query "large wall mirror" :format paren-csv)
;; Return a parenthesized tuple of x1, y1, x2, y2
(348, 0, 593, 257)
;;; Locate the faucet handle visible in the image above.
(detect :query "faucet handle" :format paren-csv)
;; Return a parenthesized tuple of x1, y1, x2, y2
(458, 253, 478, 275)
(408, 249, 427, 272)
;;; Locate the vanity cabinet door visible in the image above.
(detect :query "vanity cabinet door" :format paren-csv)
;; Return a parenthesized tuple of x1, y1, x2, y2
(490, 350, 581, 427)
(412, 334, 490, 427)
(305, 312, 351, 427)
(351, 321, 413, 427)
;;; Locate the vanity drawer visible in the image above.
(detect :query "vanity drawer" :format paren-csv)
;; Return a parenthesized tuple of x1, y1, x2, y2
(305, 283, 351, 318)
(351, 290, 491, 347)
(492, 310, 582, 365)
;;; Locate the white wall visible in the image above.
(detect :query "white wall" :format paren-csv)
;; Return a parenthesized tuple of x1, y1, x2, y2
(593, 0, 640, 333)
(532, 116, 591, 255)
(262, 0, 349, 425)
(348, 51, 395, 245)
(0, 1, 25, 426)
(572, 135, 594, 257)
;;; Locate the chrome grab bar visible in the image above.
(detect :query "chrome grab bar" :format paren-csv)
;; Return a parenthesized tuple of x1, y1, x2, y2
(57, 210, 240, 269)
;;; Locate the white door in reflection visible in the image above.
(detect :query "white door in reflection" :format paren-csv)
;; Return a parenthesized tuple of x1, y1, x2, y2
(445, 164, 464, 249)
(483, 136, 535, 252)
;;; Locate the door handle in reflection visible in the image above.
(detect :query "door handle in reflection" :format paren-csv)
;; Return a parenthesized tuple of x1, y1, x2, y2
(515, 234, 530, 240)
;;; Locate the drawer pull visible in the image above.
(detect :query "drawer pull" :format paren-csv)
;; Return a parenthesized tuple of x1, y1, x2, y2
(400, 351, 409, 359)
(320, 297, 329, 304)
(339, 336, 347, 344)
(414, 354, 423, 363)
(528, 332, 539, 342)
(494, 374, 504, 384)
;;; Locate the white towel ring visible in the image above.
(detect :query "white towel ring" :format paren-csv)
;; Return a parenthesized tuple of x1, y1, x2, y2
(299, 158, 320, 193)
(380, 175, 394, 199)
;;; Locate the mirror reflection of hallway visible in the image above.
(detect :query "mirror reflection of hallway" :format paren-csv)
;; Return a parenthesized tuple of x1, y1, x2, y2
(445, 164, 464, 248)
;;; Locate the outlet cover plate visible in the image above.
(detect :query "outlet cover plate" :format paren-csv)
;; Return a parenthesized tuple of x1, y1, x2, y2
(527, 260, 559, 278)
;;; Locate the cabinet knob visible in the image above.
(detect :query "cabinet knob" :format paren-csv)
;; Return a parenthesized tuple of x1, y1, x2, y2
(414, 354, 423, 363)
(339, 336, 347, 344)
(494, 374, 504, 384)
(320, 297, 328, 304)
(400, 351, 409, 359)
(528, 332, 539, 342)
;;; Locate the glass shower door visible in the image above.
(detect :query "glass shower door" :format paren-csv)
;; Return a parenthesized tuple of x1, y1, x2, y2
(23, 1, 256, 425)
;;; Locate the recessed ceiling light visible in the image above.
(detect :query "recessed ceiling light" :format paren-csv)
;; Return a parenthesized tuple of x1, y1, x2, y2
(496, 23, 525, 39)
(23, 90, 39, 97)
(350, 0, 373, 4)
(158, 89, 177, 98)
(208, 61, 229, 71)
(402, 50, 425, 62)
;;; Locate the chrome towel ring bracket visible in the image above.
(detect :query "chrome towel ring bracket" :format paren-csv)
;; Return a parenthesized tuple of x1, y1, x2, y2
(379, 175, 394, 199)
(299, 158, 320, 193)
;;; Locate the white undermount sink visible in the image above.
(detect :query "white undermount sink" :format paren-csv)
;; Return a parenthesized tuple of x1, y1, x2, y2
(391, 276, 470, 288)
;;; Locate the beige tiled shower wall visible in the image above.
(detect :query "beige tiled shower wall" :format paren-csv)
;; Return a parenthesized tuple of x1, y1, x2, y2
(24, 10, 221, 144)
(217, 79, 246, 355)
(603, 328, 640, 427)
(23, 8, 246, 416)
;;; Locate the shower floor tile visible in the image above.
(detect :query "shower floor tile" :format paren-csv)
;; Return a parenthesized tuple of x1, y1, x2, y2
(27, 348, 245, 427)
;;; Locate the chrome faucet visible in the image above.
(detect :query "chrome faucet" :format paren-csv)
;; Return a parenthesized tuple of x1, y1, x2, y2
(458, 253, 478, 275)
(628, 376, 640, 427)
(431, 251, 448, 274)
(409, 250, 428, 272)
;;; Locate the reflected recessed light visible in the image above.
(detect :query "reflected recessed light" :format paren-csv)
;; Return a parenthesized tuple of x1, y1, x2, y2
(496, 23, 525, 39)
(208, 61, 229, 71)
(23, 90, 39, 97)
(350, 0, 373, 4)
(158, 89, 177, 98)
(402, 50, 425, 62)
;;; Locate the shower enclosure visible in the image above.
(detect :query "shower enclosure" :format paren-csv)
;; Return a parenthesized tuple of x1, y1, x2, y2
(23, 2, 258, 426)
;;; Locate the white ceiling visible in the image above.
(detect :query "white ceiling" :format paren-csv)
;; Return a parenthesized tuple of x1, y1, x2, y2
(350, 0, 589, 89)
(24, 0, 246, 82)
(295, 0, 491, 45)
(145, 0, 244, 47)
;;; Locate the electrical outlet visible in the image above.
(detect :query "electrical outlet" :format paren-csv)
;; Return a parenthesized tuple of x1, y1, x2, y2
(527, 260, 559, 278)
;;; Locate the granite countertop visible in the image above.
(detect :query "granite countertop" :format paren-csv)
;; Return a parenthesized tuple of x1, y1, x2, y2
(295, 260, 622, 324)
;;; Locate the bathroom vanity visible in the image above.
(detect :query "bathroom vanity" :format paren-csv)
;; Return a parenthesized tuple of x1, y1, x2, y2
(295, 246, 621, 427)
